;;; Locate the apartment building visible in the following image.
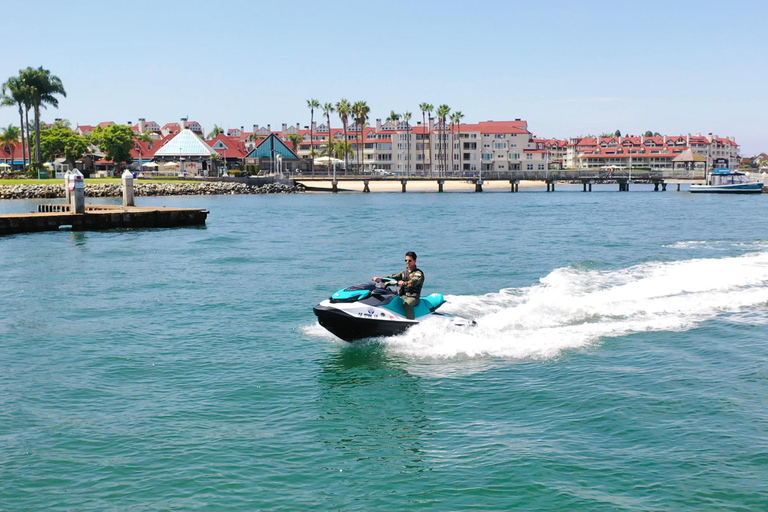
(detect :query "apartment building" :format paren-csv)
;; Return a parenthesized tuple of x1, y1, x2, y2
(566, 134, 740, 170)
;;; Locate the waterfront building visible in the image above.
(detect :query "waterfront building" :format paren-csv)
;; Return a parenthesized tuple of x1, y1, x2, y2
(566, 134, 740, 171)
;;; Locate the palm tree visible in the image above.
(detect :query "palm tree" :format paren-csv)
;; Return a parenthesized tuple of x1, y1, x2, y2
(307, 98, 319, 175)
(287, 133, 303, 153)
(419, 103, 433, 176)
(436, 105, 451, 177)
(322, 102, 335, 167)
(335, 98, 351, 171)
(21, 66, 66, 167)
(450, 111, 464, 176)
(387, 111, 400, 124)
(1, 75, 30, 173)
(206, 124, 223, 139)
(333, 140, 353, 167)
(352, 100, 369, 173)
(0, 125, 20, 168)
(402, 111, 412, 175)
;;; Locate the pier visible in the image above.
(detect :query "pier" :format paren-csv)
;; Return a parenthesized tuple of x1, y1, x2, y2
(0, 204, 208, 236)
(293, 169, 698, 193)
(0, 171, 208, 236)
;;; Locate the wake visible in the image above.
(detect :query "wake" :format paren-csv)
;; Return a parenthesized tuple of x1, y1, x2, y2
(381, 250, 768, 360)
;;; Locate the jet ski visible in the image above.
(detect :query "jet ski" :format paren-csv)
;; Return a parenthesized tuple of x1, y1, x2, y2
(313, 278, 475, 342)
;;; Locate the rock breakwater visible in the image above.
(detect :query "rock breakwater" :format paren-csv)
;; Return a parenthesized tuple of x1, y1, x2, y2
(0, 181, 304, 200)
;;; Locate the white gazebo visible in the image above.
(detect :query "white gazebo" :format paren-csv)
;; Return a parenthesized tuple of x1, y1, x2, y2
(153, 129, 218, 176)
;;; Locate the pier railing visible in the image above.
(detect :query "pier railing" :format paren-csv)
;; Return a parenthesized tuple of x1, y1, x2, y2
(289, 169, 706, 181)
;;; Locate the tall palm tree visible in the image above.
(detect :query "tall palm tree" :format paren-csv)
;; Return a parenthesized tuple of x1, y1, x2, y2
(419, 103, 433, 176)
(1, 75, 30, 173)
(21, 66, 66, 167)
(450, 111, 464, 176)
(322, 102, 335, 168)
(402, 111, 412, 175)
(436, 105, 451, 177)
(387, 111, 400, 124)
(335, 99, 351, 171)
(306, 98, 319, 175)
(352, 101, 369, 173)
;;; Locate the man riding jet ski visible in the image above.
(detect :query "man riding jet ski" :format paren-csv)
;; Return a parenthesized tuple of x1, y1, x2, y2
(313, 252, 475, 342)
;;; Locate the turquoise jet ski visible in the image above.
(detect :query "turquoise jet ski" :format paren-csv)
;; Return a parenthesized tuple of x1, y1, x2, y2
(313, 278, 475, 342)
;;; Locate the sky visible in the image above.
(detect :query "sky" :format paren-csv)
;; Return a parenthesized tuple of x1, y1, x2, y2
(3, 0, 767, 155)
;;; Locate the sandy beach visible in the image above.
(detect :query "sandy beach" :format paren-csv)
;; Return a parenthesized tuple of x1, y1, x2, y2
(297, 178, 547, 193)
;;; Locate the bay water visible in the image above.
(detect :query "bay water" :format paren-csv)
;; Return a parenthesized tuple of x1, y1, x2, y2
(2, 184, 768, 510)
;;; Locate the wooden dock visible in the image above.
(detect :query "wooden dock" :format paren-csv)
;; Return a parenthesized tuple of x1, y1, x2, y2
(0, 204, 209, 236)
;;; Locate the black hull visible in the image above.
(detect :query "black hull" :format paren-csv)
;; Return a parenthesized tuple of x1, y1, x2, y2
(313, 304, 415, 342)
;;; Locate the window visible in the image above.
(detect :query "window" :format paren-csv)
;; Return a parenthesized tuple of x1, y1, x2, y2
(527, 164, 533, 170)
(494, 142, 506, 149)
(482, 153, 493, 160)
(526, 153, 533, 159)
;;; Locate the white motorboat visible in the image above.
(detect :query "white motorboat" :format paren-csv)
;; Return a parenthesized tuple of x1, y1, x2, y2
(690, 169, 764, 194)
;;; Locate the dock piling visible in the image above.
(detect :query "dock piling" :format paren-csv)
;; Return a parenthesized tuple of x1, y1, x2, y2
(122, 170, 135, 207)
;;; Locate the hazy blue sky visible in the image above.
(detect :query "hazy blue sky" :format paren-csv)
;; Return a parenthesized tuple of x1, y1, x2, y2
(3, 0, 767, 154)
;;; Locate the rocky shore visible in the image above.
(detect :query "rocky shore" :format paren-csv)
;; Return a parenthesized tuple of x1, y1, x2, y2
(0, 181, 305, 200)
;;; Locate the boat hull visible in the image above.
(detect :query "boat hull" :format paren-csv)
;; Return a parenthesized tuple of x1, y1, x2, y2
(690, 183, 763, 194)
(313, 304, 416, 342)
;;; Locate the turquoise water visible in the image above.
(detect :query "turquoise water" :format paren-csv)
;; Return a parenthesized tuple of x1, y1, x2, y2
(2, 185, 768, 510)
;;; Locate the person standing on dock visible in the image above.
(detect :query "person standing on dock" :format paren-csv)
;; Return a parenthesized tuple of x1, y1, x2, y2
(374, 251, 424, 320)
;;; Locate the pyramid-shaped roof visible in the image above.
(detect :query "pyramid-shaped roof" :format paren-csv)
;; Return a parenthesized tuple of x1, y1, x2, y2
(672, 148, 706, 162)
(154, 129, 217, 157)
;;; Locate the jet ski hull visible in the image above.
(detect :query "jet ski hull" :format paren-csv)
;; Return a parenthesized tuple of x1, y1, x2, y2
(313, 303, 416, 342)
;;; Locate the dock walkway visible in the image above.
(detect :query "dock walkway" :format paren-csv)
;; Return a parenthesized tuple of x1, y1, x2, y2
(0, 204, 208, 236)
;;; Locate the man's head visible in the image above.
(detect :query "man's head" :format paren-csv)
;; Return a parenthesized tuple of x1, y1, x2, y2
(405, 251, 417, 270)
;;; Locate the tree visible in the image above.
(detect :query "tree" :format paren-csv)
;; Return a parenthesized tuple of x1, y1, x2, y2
(39, 125, 88, 167)
(1, 75, 30, 173)
(322, 102, 335, 166)
(206, 124, 223, 139)
(20, 66, 66, 167)
(336, 98, 351, 171)
(0, 125, 20, 159)
(90, 124, 134, 170)
(287, 133, 303, 152)
(451, 111, 464, 176)
(352, 100, 369, 172)
(333, 140, 353, 164)
(436, 105, 451, 177)
(307, 98, 320, 175)
(387, 111, 400, 123)
(419, 103, 433, 175)
(402, 111, 412, 175)
(614, 129, 621, 137)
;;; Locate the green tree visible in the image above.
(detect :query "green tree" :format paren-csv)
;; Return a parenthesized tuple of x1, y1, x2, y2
(402, 111, 412, 175)
(450, 111, 463, 176)
(90, 124, 134, 170)
(306, 98, 320, 175)
(39, 125, 88, 166)
(206, 124, 223, 139)
(1, 75, 30, 172)
(419, 103, 433, 175)
(387, 110, 400, 123)
(20, 66, 66, 167)
(436, 104, 451, 177)
(0, 124, 20, 156)
(322, 102, 335, 163)
(333, 140, 353, 164)
(352, 100, 369, 172)
(336, 98, 351, 170)
(287, 133, 303, 152)
(614, 129, 621, 137)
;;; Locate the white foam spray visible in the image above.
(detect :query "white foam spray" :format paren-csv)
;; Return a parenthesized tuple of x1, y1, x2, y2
(380, 250, 768, 360)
